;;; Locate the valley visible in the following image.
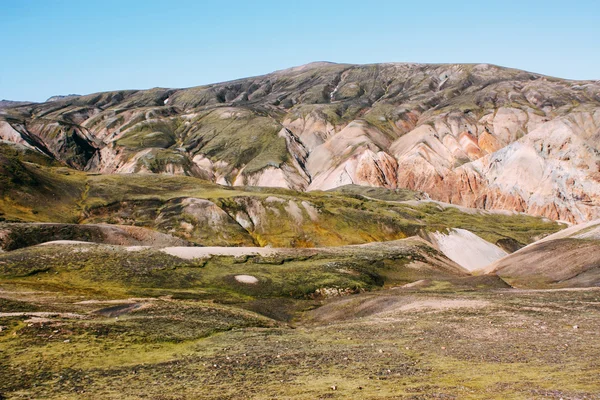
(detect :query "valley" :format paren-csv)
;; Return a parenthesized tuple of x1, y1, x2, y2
(1, 62, 599, 399)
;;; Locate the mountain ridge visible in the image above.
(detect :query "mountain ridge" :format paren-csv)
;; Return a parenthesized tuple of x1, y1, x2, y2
(1, 62, 599, 223)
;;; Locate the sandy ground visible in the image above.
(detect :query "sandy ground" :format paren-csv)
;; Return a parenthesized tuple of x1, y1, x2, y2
(396, 299, 490, 312)
(372, 299, 491, 321)
(159, 246, 278, 259)
(430, 228, 508, 271)
(39, 240, 97, 246)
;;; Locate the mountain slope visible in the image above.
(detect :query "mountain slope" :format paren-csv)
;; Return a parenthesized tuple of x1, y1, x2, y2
(0, 142, 562, 250)
(1, 62, 599, 222)
(479, 220, 600, 287)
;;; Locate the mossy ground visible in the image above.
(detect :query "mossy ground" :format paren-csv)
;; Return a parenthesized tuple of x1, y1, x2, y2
(0, 238, 462, 302)
(1, 279, 598, 399)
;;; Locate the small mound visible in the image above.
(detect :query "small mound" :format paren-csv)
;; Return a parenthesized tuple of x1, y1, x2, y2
(308, 292, 490, 323)
(0, 222, 190, 251)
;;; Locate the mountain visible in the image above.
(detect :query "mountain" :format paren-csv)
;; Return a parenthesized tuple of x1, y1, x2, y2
(1, 62, 599, 223)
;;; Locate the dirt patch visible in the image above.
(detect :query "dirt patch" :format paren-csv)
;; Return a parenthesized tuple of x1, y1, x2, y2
(310, 294, 490, 323)
(93, 303, 147, 317)
(394, 299, 489, 313)
(401, 279, 431, 289)
(160, 246, 277, 259)
(75, 298, 156, 305)
(125, 246, 150, 252)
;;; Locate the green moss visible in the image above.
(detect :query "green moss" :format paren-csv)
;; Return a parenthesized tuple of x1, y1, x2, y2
(117, 130, 175, 150)
(0, 144, 86, 222)
(2, 288, 598, 399)
(414, 205, 563, 245)
(327, 184, 423, 202)
(136, 148, 188, 172)
(183, 109, 285, 176)
(242, 135, 289, 175)
(0, 241, 445, 301)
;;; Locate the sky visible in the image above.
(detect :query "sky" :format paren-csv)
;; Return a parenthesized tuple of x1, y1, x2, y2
(1, 0, 598, 102)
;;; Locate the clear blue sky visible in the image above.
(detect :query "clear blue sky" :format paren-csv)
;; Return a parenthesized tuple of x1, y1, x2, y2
(1, 0, 598, 102)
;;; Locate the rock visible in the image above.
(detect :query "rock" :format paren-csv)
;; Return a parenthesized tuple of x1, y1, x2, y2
(234, 275, 259, 284)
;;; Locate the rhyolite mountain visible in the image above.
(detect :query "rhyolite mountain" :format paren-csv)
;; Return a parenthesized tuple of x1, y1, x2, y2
(1, 62, 599, 223)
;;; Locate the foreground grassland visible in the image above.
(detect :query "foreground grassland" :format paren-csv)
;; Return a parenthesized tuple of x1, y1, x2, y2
(1, 276, 599, 399)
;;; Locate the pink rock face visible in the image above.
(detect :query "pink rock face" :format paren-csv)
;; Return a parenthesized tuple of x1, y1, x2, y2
(389, 109, 600, 223)
(355, 150, 398, 188)
(458, 131, 483, 160)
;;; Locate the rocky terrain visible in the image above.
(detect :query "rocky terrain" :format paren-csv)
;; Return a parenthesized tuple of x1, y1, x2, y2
(1, 62, 598, 223)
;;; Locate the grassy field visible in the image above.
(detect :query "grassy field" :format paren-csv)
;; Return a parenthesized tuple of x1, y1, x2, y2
(0, 239, 465, 302)
(0, 237, 597, 399)
(1, 278, 598, 399)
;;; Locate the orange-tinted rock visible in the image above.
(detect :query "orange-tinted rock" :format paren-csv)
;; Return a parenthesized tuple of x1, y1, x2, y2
(478, 131, 503, 154)
(458, 131, 483, 160)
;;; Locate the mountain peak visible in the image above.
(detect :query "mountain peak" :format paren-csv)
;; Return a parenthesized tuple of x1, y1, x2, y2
(46, 94, 81, 102)
(273, 61, 342, 74)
